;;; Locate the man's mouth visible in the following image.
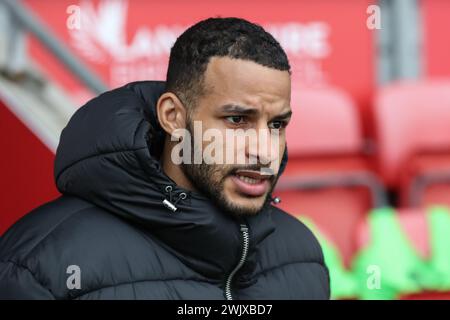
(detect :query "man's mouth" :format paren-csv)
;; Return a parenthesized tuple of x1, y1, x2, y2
(230, 170, 272, 197)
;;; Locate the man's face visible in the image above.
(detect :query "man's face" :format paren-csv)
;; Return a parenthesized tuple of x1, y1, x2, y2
(181, 57, 291, 216)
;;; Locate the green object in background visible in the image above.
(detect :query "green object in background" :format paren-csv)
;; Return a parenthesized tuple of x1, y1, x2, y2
(351, 207, 439, 300)
(298, 216, 359, 299)
(427, 206, 450, 290)
(298, 206, 450, 300)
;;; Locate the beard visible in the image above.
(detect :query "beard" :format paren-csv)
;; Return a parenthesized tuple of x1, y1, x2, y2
(180, 121, 278, 217)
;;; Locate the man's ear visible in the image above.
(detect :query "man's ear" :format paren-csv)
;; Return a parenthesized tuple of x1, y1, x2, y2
(156, 92, 188, 137)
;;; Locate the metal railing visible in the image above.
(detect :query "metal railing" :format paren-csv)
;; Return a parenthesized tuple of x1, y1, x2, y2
(409, 170, 450, 207)
(0, 0, 108, 94)
(276, 171, 389, 208)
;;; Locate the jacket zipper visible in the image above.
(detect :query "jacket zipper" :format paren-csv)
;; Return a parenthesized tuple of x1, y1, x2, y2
(224, 223, 249, 300)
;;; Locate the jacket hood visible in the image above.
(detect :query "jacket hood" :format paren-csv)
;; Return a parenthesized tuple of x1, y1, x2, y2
(54, 81, 288, 281)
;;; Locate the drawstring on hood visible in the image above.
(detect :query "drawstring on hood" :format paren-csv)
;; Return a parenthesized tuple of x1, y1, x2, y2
(269, 195, 281, 204)
(162, 185, 187, 212)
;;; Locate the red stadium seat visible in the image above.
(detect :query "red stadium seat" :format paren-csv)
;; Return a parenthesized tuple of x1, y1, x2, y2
(287, 87, 364, 157)
(374, 80, 450, 207)
(276, 86, 386, 267)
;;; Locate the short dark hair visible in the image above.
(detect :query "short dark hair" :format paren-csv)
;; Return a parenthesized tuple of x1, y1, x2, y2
(165, 17, 291, 109)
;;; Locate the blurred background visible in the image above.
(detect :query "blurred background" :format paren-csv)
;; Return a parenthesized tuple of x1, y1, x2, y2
(1, 0, 450, 300)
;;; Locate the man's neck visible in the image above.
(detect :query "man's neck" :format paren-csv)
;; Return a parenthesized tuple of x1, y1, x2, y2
(160, 140, 197, 191)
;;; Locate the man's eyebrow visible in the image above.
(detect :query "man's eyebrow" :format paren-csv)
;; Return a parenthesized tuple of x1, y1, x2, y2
(270, 110, 292, 121)
(219, 104, 260, 115)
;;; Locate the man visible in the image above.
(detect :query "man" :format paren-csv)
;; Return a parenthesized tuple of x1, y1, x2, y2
(0, 17, 329, 299)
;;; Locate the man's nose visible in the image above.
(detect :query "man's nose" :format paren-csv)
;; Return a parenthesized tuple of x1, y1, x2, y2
(247, 128, 279, 166)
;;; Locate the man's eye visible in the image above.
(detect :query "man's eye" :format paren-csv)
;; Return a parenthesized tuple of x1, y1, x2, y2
(226, 116, 245, 124)
(269, 121, 286, 130)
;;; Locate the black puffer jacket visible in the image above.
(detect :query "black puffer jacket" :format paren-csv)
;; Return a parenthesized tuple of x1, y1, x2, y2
(0, 81, 329, 300)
